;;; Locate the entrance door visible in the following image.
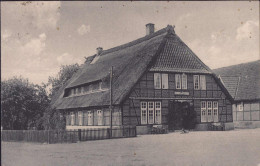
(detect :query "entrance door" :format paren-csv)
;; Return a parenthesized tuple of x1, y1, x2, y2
(168, 101, 187, 130)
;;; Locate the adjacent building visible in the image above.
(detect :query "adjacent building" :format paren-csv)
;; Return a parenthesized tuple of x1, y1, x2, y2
(51, 24, 234, 134)
(214, 60, 260, 128)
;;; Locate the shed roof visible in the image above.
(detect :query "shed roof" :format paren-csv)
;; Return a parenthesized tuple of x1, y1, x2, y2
(52, 25, 225, 110)
(214, 60, 260, 101)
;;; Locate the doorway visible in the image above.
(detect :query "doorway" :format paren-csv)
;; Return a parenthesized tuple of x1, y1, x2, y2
(168, 100, 193, 131)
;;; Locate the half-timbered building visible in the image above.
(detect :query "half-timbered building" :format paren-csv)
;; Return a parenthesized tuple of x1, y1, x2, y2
(214, 60, 260, 128)
(52, 24, 234, 134)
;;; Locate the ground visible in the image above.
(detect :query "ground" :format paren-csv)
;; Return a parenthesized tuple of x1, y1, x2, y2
(2, 129, 260, 166)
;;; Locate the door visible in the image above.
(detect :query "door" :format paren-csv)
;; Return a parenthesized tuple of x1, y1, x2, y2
(168, 101, 184, 130)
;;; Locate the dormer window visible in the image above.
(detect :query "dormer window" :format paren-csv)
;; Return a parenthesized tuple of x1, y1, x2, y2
(64, 81, 108, 97)
(99, 82, 102, 90)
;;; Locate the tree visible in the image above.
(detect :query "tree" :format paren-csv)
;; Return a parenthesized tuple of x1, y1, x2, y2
(47, 64, 80, 98)
(1, 76, 50, 130)
(39, 63, 80, 130)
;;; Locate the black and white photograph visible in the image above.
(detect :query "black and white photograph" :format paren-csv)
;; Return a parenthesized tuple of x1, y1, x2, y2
(1, 1, 260, 166)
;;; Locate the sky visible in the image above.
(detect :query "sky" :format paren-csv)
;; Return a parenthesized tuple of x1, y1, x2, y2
(1, 1, 259, 85)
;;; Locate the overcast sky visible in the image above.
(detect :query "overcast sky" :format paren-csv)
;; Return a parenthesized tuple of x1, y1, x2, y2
(1, 1, 259, 85)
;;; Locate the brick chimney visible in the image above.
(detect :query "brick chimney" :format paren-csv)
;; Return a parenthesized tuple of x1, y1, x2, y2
(96, 47, 103, 55)
(146, 23, 155, 35)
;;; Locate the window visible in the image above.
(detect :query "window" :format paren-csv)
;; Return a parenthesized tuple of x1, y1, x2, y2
(201, 101, 207, 122)
(194, 75, 199, 90)
(238, 102, 243, 111)
(194, 75, 206, 90)
(200, 75, 206, 90)
(70, 112, 75, 125)
(99, 82, 102, 90)
(141, 102, 147, 124)
(89, 85, 93, 93)
(175, 74, 187, 90)
(201, 101, 218, 122)
(84, 85, 89, 93)
(78, 111, 83, 126)
(213, 101, 218, 122)
(182, 74, 187, 89)
(207, 101, 213, 122)
(97, 110, 103, 125)
(87, 111, 93, 125)
(155, 102, 161, 124)
(148, 102, 154, 124)
(154, 73, 161, 89)
(162, 74, 168, 89)
(175, 74, 181, 89)
(141, 101, 161, 125)
(154, 73, 168, 89)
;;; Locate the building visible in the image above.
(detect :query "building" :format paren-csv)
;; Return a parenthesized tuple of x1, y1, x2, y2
(214, 60, 260, 128)
(51, 24, 234, 134)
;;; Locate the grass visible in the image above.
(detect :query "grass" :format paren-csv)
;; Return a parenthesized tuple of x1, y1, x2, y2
(2, 128, 260, 166)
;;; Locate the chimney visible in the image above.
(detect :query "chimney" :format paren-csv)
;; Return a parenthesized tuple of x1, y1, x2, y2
(146, 23, 155, 35)
(96, 47, 103, 55)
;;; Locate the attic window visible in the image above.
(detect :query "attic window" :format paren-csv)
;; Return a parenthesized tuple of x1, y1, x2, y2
(65, 81, 108, 97)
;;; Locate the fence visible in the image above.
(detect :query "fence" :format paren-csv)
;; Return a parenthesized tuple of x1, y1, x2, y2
(1, 126, 136, 144)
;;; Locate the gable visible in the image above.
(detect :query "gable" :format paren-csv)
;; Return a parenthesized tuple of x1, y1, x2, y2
(150, 33, 212, 74)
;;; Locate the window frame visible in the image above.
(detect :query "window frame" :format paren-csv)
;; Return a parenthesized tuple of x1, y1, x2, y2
(141, 102, 147, 124)
(148, 102, 154, 124)
(175, 74, 181, 89)
(78, 111, 83, 126)
(154, 73, 162, 89)
(97, 110, 103, 126)
(194, 75, 200, 90)
(213, 101, 219, 122)
(162, 73, 169, 89)
(70, 112, 75, 126)
(200, 75, 206, 90)
(181, 73, 187, 89)
(155, 102, 162, 124)
(87, 111, 93, 126)
(201, 101, 207, 122)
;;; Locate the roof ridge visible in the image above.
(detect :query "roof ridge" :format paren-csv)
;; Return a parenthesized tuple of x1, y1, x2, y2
(214, 60, 260, 70)
(96, 27, 168, 56)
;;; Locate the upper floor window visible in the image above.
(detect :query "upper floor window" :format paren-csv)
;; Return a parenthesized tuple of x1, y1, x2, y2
(65, 81, 108, 97)
(194, 75, 206, 90)
(175, 73, 187, 89)
(154, 73, 168, 89)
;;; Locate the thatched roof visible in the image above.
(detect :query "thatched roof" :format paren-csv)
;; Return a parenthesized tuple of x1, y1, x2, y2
(52, 25, 230, 110)
(214, 60, 260, 101)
